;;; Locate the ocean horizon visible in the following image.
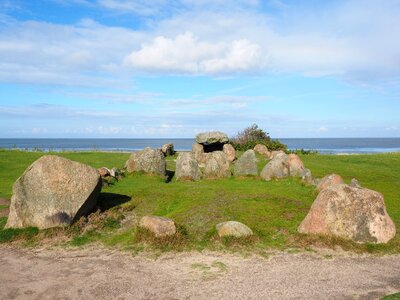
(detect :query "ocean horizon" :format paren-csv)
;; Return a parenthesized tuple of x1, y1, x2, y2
(1, 138, 400, 154)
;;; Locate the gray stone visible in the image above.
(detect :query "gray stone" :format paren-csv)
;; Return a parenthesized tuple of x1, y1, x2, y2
(234, 150, 258, 177)
(216, 221, 253, 238)
(298, 184, 396, 244)
(125, 147, 166, 176)
(6, 155, 101, 229)
(195, 131, 229, 145)
(270, 150, 286, 159)
(175, 152, 201, 181)
(139, 215, 176, 237)
(203, 151, 231, 179)
(161, 143, 175, 156)
(260, 153, 289, 181)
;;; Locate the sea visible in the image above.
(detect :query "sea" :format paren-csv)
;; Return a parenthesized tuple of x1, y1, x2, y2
(1, 138, 400, 154)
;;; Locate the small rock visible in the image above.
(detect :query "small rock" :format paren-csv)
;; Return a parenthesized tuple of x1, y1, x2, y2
(298, 184, 396, 244)
(317, 174, 344, 192)
(234, 150, 258, 177)
(223, 144, 236, 162)
(350, 178, 361, 188)
(161, 143, 175, 156)
(203, 151, 231, 179)
(216, 221, 253, 238)
(175, 152, 202, 181)
(253, 144, 271, 158)
(125, 147, 166, 176)
(139, 215, 176, 237)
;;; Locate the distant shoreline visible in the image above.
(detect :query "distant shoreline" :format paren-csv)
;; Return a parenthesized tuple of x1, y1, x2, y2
(1, 137, 400, 155)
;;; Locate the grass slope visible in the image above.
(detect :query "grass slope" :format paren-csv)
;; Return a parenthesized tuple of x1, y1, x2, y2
(0, 149, 399, 254)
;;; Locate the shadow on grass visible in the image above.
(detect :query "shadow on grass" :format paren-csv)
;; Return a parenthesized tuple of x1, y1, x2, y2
(97, 192, 131, 212)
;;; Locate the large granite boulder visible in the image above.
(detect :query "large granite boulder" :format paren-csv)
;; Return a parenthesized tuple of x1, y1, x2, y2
(216, 221, 253, 238)
(270, 150, 286, 159)
(287, 154, 306, 177)
(203, 151, 231, 179)
(125, 147, 166, 176)
(260, 153, 289, 181)
(139, 215, 176, 237)
(175, 152, 201, 181)
(317, 174, 344, 192)
(161, 143, 175, 156)
(196, 131, 229, 145)
(6, 155, 101, 229)
(223, 144, 236, 162)
(234, 150, 258, 177)
(253, 144, 271, 158)
(298, 184, 396, 244)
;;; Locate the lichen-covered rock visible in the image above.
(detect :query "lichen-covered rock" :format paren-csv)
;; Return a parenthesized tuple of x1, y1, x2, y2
(260, 153, 289, 181)
(175, 152, 201, 181)
(298, 184, 396, 244)
(203, 151, 231, 179)
(317, 174, 344, 192)
(125, 147, 166, 176)
(223, 144, 236, 162)
(139, 215, 176, 237)
(253, 144, 271, 158)
(6, 155, 101, 229)
(234, 150, 258, 177)
(287, 154, 306, 177)
(161, 143, 175, 156)
(195, 131, 229, 145)
(216, 221, 253, 238)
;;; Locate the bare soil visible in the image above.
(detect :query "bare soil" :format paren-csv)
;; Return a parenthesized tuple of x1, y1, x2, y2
(1, 246, 400, 300)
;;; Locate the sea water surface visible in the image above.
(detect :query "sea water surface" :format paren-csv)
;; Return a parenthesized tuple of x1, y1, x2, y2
(1, 138, 400, 154)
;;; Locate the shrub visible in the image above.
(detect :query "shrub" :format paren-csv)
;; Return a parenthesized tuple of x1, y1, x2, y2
(230, 124, 287, 151)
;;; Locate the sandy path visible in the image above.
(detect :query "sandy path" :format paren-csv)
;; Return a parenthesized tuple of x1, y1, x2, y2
(0, 247, 399, 300)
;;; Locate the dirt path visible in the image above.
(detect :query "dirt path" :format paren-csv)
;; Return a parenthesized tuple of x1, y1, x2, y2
(0, 246, 399, 300)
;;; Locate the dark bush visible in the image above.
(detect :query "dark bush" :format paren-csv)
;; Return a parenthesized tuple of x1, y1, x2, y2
(230, 124, 287, 151)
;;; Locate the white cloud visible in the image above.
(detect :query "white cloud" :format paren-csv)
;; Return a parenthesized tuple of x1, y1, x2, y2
(124, 32, 262, 74)
(0, 1, 399, 85)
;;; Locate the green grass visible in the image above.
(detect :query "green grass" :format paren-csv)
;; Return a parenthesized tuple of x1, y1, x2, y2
(0, 149, 399, 254)
(381, 292, 400, 300)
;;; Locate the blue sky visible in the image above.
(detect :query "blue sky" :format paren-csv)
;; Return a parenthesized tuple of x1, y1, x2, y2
(0, 0, 399, 138)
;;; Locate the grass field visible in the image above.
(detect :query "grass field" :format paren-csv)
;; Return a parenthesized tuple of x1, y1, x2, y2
(0, 149, 399, 254)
